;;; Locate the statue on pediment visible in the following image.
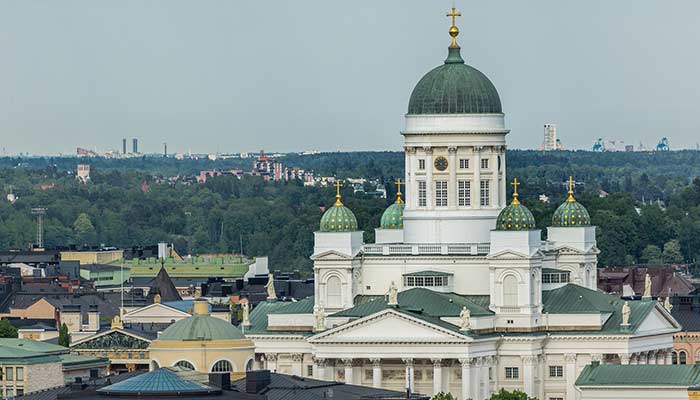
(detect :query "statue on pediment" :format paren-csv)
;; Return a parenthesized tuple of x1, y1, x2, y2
(387, 281, 398, 306)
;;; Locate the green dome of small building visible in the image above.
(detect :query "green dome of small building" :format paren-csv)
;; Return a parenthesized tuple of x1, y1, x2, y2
(496, 179, 536, 231)
(407, 46, 502, 115)
(552, 177, 591, 227)
(380, 184, 405, 229)
(320, 184, 358, 232)
(158, 300, 246, 341)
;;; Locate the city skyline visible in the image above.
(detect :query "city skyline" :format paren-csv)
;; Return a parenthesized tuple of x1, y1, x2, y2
(1, 1, 700, 155)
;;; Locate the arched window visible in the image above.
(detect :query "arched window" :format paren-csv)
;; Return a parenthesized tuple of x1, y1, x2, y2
(246, 359, 254, 371)
(585, 268, 591, 288)
(151, 360, 160, 370)
(503, 275, 518, 307)
(211, 360, 232, 373)
(174, 360, 195, 370)
(326, 276, 342, 308)
(672, 352, 678, 364)
(680, 351, 687, 365)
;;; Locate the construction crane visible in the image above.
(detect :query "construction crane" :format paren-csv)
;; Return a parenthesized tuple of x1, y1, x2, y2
(656, 137, 670, 151)
(592, 138, 604, 152)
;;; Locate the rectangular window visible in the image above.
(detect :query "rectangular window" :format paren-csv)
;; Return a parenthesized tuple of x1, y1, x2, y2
(418, 159, 426, 170)
(16, 389, 24, 396)
(561, 273, 570, 283)
(481, 158, 489, 169)
(307, 365, 314, 377)
(458, 180, 471, 206)
(424, 276, 434, 286)
(549, 365, 563, 378)
(6, 367, 13, 381)
(415, 277, 424, 286)
(418, 181, 427, 207)
(480, 180, 490, 206)
(549, 398, 564, 400)
(459, 159, 469, 169)
(542, 274, 551, 284)
(15, 367, 23, 381)
(435, 181, 448, 207)
(505, 367, 519, 379)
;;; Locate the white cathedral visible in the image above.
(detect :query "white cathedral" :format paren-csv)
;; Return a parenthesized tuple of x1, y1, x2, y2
(246, 9, 680, 400)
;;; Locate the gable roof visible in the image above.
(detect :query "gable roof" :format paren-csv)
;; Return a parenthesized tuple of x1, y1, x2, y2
(576, 363, 700, 387)
(147, 267, 182, 302)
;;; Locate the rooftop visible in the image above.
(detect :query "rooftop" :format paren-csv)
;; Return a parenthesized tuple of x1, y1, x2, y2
(576, 363, 700, 387)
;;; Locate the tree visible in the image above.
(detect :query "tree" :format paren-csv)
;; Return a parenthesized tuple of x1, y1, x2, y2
(58, 323, 71, 347)
(431, 392, 455, 400)
(663, 240, 684, 264)
(640, 245, 664, 265)
(73, 212, 97, 245)
(0, 319, 18, 338)
(489, 389, 538, 400)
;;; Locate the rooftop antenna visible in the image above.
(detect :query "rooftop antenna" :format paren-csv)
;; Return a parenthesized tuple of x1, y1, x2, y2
(31, 207, 47, 248)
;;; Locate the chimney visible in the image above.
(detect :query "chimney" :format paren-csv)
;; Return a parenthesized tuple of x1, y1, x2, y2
(208, 373, 231, 391)
(245, 370, 271, 394)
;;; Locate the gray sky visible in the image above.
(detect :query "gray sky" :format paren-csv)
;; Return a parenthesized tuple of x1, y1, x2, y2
(1, 0, 699, 155)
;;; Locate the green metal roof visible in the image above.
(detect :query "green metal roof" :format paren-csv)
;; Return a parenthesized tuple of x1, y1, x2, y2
(98, 368, 217, 395)
(0, 339, 64, 365)
(542, 284, 616, 314)
(60, 354, 109, 369)
(408, 46, 502, 115)
(380, 203, 404, 229)
(0, 338, 67, 354)
(244, 301, 313, 336)
(552, 199, 591, 227)
(320, 204, 358, 232)
(269, 297, 315, 315)
(576, 364, 700, 386)
(157, 315, 246, 341)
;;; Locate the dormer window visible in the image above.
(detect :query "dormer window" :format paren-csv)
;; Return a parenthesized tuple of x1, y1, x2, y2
(403, 272, 451, 288)
(542, 270, 570, 284)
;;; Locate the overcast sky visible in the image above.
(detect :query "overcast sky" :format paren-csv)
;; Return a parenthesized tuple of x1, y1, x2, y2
(1, 0, 699, 155)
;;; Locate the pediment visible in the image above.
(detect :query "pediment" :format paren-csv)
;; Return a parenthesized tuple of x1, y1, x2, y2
(488, 249, 543, 260)
(635, 304, 680, 335)
(309, 309, 468, 344)
(122, 303, 190, 319)
(311, 249, 354, 260)
(553, 245, 585, 255)
(71, 329, 151, 350)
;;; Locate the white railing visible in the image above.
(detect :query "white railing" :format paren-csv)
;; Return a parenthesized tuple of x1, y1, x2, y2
(363, 243, 490, 256)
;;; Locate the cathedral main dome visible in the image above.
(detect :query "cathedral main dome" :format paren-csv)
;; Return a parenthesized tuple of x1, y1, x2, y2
(407, 46, 502, 115)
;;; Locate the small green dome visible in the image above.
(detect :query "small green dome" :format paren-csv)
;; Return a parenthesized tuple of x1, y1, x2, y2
(552, 198, 591, 227)
(158, 314, 246, 341)
(408, 47, 502, 115)
(496, 179, 536, 231)
(320, 204, 358, 232)
(380, 202, 405, 229)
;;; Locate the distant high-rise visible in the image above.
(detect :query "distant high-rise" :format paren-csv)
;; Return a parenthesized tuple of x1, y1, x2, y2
(163, 142, 168, 157)
(132, 138, 138, 154)
(542, 124, 557, 151)
(122, 138, 127, 154)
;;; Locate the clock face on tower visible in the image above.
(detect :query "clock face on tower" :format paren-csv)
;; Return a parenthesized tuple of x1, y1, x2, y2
(434, 156, 448, 171)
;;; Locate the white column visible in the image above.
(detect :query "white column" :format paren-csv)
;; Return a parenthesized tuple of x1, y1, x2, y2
(490, 149, 498, 207)
(619, 354, 630, 365)
(538, 355, 545, 400)
(432, 359, 443, 395)
(638, 352, 648, 365)
(424, 147, 433, 209)
(564, 354, 577, 400)
(266, 353, 278, 372)
(459, 358, 472, 400)
(314, 357, 326, 380)
(448, 146, 457, 209)
(370, 358, 382, 388)
(522, 356, 535, 398)
(470, 358, 481, 400)
(630, 354, 639, 365)
(480, 357, 490, 400)
(473, 147, 481, 209)
(491, 356, 499, 393)
(499, 146, 507, 207)
(648, 351, 657, 365)
(291, 353, 303, 376)
(666, 349, 673, 365)
(405, 147, 414, 208)
(403, 358, 414, 394)
(343, 358, 354, 384)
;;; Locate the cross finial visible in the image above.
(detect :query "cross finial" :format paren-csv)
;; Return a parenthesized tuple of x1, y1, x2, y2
(334, 181, 343, 206)
(567, 176, 576, 202)
(446, 6, 462, 47)
(511, 178, 521, 205)
(395, 178, 404, 204)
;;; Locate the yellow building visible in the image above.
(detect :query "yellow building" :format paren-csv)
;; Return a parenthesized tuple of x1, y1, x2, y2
(148, 299, 254, 375)
(60, 249, 123, 265)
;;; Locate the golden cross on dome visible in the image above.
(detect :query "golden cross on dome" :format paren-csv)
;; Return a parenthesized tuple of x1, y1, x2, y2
(334, 181, 343, 206)
(446, 6, 462, 47)
(567, 176, 576, 202)
(511, 178, 521, 205)
(395, 178, 404, 204)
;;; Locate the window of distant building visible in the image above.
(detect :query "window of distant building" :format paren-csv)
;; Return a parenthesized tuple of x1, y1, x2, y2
(481, 159, 489, 169)
(459, 159, 469, 169)
(418, 159, 426, 170)
(505, 367, 519, 379)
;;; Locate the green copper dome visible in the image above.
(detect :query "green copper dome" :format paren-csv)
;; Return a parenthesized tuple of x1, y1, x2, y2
(320, 187, 358, 232)
(158, 314, 246, 341)
(408, 47, 502, 115)
(380, 203, 404, 229)
(496, 179, 536, 231)
(552, 179, 591, 227)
